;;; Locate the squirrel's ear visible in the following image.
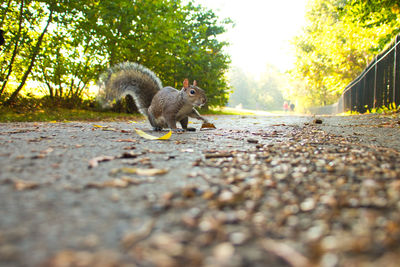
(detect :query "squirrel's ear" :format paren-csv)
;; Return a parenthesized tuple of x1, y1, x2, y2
(193, 80, 197, 86)
(183, 78, 189, 89)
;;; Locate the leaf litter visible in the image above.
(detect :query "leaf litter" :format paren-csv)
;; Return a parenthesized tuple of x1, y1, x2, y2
(124, 124, 400, 266)
(5, 118, 400, 266)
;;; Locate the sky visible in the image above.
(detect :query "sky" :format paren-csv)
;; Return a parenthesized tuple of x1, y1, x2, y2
(195, 0, 308, 77)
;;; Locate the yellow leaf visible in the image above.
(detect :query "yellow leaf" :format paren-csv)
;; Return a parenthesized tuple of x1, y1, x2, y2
(135, 129, 172, 140)
(93, 124, 104, 128)
(129, 120, 138, 124)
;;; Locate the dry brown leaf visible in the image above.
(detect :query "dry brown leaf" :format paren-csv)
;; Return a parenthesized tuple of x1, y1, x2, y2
(204, 152, 234, 159)
(85, 177, 141, 189)
(14, 180, 40, 191)
(260, 239, 312, 267)
(88, 156, 116, 168)
(115, 139, 137, 142)
(121, 220, 155, 249)
(200, 122, 216, 130)
(119, 152, 140, 158)
(111, 167, 168, 176)
(43, 250, 122, 267)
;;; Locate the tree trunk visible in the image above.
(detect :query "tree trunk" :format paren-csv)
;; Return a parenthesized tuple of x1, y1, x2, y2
(4, 9, 53, 106)
(0, 0, 24, 98)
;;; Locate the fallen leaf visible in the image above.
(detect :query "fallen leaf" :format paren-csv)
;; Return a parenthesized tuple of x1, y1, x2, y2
(44, 250, 122, 267)
(260, 239, 311, 267)
(14, 180, 40, 191)
(88, 155, 116, 168)
(145, 149, 166, 154)
(121, 220, 155, 249)
(135, 129, 172, 140)
(200, 123, 216, 130)
(204, 152, 234, 159)
(119, 152, 140, 158)
(85, 177, 141, 189)
(130, 168, 168, 176)
(247, 138, 259, 144)
(115, 139, 137, 143)
(102, 127, 117, 131)
(92, 124, 117, 131)
(110, 167, 168, 176)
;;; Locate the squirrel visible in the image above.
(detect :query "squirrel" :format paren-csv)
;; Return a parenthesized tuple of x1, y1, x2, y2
(98, 62, 210, 131)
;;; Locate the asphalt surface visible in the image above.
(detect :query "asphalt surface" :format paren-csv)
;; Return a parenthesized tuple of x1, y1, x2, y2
(1, 114, 400, 266)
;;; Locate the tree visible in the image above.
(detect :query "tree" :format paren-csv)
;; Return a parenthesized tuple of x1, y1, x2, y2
(228, 66, 286, 111)
(342, 0, 400, 47)
(5, 6, 53, 105)
(289, 0, 400, 109)
(0, 0, 231, 108)
(228, 67, 258, 109)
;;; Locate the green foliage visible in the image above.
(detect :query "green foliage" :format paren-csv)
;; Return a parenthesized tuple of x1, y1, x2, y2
(343, 0, 400, 47)
(0, 0, 231, 108)
(290, 0, 400, 109)
(228, 66, 287, 111)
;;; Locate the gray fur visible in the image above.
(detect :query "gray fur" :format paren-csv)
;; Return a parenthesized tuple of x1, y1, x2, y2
(97, 62, 162, 116)
(97, 62, 209, 131)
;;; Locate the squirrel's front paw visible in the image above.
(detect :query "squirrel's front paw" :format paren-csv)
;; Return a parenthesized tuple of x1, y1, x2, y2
(153, 127, 163, 131)
(185, 127, 196, 132)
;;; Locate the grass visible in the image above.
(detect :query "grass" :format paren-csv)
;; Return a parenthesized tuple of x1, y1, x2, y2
(207, 107, 256, 116)
(0, 107, 143, 123)
(0, 94, 283, 123)
(0, 106, 254, 123)
(208, 107, 283, 116)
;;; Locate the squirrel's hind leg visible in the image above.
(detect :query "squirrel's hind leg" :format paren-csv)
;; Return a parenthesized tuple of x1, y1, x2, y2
(148, 113, 164, 131)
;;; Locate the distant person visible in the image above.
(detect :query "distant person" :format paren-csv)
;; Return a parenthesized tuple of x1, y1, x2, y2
(290, 103, 295, 112)
(0, 30, 4, 46)
(283, 101, 289, 112)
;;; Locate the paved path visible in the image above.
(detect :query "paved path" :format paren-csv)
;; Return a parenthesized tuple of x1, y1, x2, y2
(1, 114, 400, 266)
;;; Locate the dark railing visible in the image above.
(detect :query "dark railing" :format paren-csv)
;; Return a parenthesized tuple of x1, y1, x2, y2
(338, 34, 400, 113)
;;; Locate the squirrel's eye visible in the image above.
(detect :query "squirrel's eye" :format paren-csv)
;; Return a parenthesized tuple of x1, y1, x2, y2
(190, 89, 196, 95)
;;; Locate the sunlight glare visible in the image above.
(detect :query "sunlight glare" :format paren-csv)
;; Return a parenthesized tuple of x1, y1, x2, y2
(195, 0, 307, 76)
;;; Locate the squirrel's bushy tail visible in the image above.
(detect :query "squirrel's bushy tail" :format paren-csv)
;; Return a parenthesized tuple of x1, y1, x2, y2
(97, 62, 162, 116)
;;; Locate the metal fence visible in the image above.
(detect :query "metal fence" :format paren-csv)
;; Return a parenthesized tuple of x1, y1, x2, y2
(338, 34, 400, 113)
